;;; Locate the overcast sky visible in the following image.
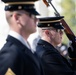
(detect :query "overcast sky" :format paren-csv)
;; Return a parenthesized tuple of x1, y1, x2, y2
(0, 1, 9, 49)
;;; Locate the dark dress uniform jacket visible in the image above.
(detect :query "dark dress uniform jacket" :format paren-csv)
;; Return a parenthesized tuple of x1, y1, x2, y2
(0, 35, 44, 75)
(35, 39, 76, 75)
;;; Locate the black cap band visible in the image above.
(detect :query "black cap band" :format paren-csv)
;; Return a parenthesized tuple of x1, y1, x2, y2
(2, 1, 40, 15)
(38, 22, 64, 29)
(37, 16, 64, 29)
(5, 4, 34, 11)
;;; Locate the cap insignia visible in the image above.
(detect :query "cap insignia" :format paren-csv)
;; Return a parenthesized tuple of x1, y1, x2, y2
(18, 6, 22, 9)
(48, 24, 50, 26)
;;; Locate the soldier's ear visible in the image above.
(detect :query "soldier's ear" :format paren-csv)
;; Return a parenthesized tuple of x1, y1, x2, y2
(45, 30, 50, 35)
(13, 13, 20, 23)
(13, 12, 18, 20)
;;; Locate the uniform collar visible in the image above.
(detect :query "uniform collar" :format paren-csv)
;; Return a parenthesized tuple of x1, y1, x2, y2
(8, 30, 31, 49)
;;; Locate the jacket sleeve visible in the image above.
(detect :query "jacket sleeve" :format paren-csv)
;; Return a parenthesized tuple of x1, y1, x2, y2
(0, 47, 19, 75)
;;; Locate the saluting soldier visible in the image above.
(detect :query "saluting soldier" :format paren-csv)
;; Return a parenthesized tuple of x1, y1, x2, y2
(35, 16, 76, 75)
(0, 0, 44, 75)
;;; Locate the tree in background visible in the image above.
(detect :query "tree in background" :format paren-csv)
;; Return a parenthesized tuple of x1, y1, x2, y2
(57, 0, 76, 44)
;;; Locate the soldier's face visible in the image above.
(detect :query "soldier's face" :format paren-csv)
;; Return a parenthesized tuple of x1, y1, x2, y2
(17, 10, 39, 34)
(49, 28, 64, 46)
(53, 29, 64, 45)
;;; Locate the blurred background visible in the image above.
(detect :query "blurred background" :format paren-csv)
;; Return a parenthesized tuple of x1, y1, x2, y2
(0, 0, 76, 49)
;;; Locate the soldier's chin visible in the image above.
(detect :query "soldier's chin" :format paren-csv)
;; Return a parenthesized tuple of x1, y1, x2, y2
(57, 42, 61, 46)
(31, 29, 36, 34)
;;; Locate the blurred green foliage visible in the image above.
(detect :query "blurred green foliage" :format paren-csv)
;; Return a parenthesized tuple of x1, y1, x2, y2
(58, 0, 76, 44)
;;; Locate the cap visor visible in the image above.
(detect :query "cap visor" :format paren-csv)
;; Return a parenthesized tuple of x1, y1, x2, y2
(25, 9, 40, 15)
(53, 25, 64, 29)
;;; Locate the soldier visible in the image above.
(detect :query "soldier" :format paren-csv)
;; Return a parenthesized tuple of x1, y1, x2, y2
(35, 16, 76, 75)
(0, 0, 44, 75)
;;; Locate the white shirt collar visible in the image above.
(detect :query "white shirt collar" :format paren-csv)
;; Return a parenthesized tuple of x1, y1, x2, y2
(9, 30, 31, 49)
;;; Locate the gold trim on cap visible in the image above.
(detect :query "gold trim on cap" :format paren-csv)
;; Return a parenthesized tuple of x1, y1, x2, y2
(5, 2, 34, 5)
(39, 20, 61, 23)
